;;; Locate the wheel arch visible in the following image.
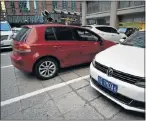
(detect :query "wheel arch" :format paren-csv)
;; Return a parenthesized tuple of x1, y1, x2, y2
(32, 55, 60, 73)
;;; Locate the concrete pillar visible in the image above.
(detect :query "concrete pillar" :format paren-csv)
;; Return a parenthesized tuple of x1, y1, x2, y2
(82, 1, 87, 26)
(110, 1, 119, 28)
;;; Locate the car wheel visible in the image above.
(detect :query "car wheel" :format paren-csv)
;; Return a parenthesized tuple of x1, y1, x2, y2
(35, 57, 59, 80)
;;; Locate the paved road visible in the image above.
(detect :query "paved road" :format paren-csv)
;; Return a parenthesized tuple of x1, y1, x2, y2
(1, 50, 145, 120)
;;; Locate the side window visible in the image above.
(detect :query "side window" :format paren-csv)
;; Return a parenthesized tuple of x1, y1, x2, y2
(96, 27, 118, 34)
(53, 27, 73, 40)
(73, 28, 99, 41)
(45, 27, 56, 41)
(96, 27, 110, 33)
(110, 27, 118, 34)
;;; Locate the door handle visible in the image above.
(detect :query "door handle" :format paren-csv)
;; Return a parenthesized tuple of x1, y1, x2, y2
(81, 45, 85, 47)
(54, 46, 62, 49)
(112, 35, 115, 36)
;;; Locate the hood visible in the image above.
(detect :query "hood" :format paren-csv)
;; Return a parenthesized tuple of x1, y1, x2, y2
(1, 31, 13, 36)
(95, 44, 144, 77)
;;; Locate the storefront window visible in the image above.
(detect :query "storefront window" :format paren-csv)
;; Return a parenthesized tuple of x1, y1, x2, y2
(87, 1, 111, 14)
(119, 1, 144, 9)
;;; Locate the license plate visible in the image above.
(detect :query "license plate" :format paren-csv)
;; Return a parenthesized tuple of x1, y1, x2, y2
(97, 76, 118, 93)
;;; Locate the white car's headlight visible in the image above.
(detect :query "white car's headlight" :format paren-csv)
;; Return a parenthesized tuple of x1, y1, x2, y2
(135, 81, 145, 88)
(92, 58, 96, 67)
(135, 78, 145, 88)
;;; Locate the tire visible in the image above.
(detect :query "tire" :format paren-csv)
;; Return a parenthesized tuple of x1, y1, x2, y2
(34, 57, 59, 80)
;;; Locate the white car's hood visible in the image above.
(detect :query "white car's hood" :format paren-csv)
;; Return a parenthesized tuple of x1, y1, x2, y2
(1, 31, 13, 36)
(95, 44, 144, 77)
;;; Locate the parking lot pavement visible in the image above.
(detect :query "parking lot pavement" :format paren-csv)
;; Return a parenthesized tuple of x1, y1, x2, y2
(1, 51, 145, 120)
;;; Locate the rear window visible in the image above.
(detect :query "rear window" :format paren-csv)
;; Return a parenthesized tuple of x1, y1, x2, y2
(0, 22, 11, 31)
(14, 27, 31, 42)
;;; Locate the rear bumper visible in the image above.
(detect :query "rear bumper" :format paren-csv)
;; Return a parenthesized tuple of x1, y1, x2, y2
(0, 39, 12, 49)
(10, 53, 32, 72)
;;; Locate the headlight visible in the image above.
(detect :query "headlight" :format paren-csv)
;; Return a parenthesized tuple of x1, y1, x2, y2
(1, 35, 8, 41)
(135, 78, 145, 88)
(92, 58, 96, 67)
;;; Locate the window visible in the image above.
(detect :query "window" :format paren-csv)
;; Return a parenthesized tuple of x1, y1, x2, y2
(62, 1, 68, 9)
(80, 3, 82, 12)
(45, 28, 56, 40)
(52, 1, 58, 10)
(19, 1, 29, 13)
(0, 22, 11, 31)
(72, 1, 76, 11)
(14, 27, 31, 42)
(134, 1, 143, 6)
(122, 31, 145, 48)
(73, 28, 99, 41)
(110, 27, 118, 33)
(96, 27, 118, 34)
(54, 27, 73, 40)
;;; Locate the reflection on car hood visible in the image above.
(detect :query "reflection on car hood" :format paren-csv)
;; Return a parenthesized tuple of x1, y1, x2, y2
(95, 44, 144, 77)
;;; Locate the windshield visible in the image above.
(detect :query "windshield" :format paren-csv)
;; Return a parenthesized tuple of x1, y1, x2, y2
(118, 28, 127, 33)
(0, 23, 11, 31)
(122, 31, 145, 48)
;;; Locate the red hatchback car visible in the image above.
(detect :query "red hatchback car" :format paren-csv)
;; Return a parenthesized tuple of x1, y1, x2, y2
(10, 24, 116, 80)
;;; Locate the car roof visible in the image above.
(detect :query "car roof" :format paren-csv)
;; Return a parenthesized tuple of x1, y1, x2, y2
(23, 24, 82, 29)
(83, 24, 115, 28)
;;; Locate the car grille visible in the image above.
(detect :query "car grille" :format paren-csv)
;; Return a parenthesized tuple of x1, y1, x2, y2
(91, 77, 145, 109)
(94, 61, 144, 84)
(1, 35, 8, 41)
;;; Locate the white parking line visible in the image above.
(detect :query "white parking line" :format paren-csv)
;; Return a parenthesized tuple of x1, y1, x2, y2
(1, 75, 90, 107)
(1, 65, 13, 69)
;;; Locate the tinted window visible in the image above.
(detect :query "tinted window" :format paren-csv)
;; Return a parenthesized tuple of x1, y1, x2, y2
(110, 28, 118, 33)
(45, 27, 56, 40)
(96, 27, 118, 33)
(96, 27, 109, 32)
(54, 27, 73, 40)
(14, 27, 30, 42)
(0, 23, 11, 31)
(73, 28, 99, 41)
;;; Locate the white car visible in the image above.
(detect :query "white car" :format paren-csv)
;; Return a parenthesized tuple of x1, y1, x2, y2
(90, 31, 145, 112)
(0, 21, 13, 49)
(83, 25, 127, 43)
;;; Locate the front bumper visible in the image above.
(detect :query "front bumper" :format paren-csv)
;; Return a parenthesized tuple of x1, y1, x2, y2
(0, 39, 12, 49)
(90, 63, 145, 113)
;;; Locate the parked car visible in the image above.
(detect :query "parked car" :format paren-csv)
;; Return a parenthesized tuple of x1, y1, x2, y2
(118, 27, 139, 37)
(0, 21, 13, 49)
(90, 30, 145, 112)
(83, 25, 127, 43)
(10, 24, 116, 80)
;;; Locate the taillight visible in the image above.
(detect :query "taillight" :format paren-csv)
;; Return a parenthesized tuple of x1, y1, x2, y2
(14, 43, 31, 53)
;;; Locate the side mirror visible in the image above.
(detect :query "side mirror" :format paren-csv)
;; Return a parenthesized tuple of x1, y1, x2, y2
(99, 39, 103, 46)
(119, 38, 125, 43)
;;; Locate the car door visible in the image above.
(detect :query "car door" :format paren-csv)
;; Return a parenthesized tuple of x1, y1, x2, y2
(108, 27, 121, 42)
(72, 28, 102, 63)
(51, 27, 84, 67)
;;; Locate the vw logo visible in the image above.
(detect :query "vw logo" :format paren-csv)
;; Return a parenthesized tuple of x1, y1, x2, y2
(106, 67, 113, 77)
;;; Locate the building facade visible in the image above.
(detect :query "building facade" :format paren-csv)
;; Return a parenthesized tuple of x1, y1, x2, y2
(5, 0, 81, 24)
(0, 0, 6, 21)
(82, 1, 145, 28)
